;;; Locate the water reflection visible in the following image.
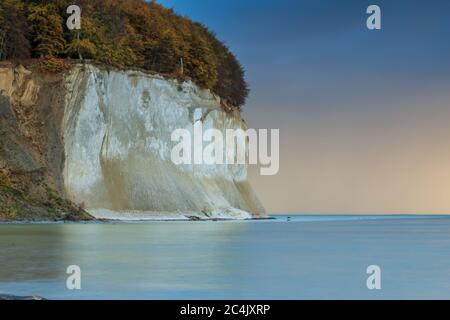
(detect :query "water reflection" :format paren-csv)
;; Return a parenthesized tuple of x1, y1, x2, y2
(2, 217, 450, 299)
(0, 221, 249, 299)
(0, 225, 69, 281)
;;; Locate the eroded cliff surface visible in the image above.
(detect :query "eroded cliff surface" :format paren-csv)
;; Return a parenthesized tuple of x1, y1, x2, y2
(0, 63, 90, 221)
(0, 63, 265, 221)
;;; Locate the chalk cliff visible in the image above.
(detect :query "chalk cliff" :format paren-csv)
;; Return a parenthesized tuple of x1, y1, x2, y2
(0, 63, 265, 220)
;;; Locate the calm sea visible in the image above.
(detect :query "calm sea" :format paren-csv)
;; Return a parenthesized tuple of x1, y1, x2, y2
(1, 215, 450, 299)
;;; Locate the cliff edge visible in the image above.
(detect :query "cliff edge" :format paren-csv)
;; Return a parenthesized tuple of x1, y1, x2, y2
(0, 63, 265, 221)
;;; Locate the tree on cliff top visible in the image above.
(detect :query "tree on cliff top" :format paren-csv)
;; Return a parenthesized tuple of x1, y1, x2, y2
(0, 0, 30, 60)
(0, 0, 249, 109)
(28, 3, 66, 57)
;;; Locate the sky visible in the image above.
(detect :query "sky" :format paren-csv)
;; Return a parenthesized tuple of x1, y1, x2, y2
(158, 0, 450, 214)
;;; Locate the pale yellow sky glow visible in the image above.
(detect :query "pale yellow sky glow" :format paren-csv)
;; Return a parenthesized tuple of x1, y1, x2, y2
(248, 89, 450, 214)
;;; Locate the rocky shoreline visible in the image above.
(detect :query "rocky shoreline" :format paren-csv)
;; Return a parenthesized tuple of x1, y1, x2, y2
(0, 294, 45, 300)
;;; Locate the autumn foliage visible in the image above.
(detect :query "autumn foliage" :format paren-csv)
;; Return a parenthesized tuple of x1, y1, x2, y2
(0, 0, 249, 108)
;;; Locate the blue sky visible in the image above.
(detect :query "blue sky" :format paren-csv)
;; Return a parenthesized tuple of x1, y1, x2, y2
(158, 0, 450, 213)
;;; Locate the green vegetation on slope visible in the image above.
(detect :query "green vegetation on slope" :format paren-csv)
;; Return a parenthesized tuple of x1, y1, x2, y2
(0, 170, 92, 221)
(0, 0, 249, 108)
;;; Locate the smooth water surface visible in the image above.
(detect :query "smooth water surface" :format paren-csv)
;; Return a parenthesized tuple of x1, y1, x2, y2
(1, 215, 450, 299)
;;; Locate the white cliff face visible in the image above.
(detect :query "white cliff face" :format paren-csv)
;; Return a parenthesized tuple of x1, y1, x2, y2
(62, 65, 265, 220)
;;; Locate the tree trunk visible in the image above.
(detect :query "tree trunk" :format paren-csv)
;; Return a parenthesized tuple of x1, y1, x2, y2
(77, 31, 83, 60)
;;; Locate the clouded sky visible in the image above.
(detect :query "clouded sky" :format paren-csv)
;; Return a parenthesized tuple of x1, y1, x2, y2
(159, 0, 450, 214)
